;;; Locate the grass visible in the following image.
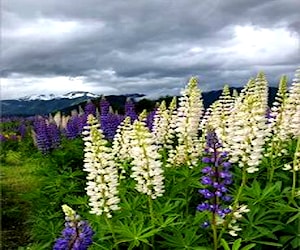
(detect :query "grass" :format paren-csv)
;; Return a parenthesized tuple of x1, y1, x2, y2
(1, 152, 42, 250)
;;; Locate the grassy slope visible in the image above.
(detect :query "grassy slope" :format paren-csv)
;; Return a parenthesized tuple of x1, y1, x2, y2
(1, 153, 42, 250)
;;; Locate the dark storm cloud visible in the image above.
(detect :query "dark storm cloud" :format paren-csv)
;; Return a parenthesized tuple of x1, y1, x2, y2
(1, 0, 299, 99)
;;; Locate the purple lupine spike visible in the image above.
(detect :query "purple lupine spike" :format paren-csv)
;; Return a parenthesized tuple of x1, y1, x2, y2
(101, 113, 124, 140)
(18, 123, 27, 138)
(84, 102, 96, 116)
(33, 117, 61, 153)
(146, 109, 157, 131)
(64, 115, 86, 139)
(99, 97, 110, 116)
(47, 123, 61, 149)
(125, 98, 138, 122)
(33, 118, 52, 153)
(0, 134, 7, 142)
(53, 207, 94, 250)
(197, 130, 232, 225)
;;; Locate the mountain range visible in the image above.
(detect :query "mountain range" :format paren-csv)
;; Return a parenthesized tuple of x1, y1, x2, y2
(1, 88, 278, 117)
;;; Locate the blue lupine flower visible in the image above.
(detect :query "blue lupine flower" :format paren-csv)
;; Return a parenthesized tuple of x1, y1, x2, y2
(146, 109, 156, 131)
(99, 97, 110, 116)
(33, 117, 61, 153)
(84, 102, 97, 116)
(64, 115, 86, 139)
(197, 130, 232, 221)
(53, 206, 94, 250)
(125, 98, 138, 122)
(101, 113, 124, 140)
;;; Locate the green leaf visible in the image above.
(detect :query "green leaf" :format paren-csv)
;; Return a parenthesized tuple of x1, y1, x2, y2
(232, 238, 242, 250)
(240, 243, 256, 250)
(252, 240, 283, 247)
(286, 212, 300, 224)
(220, 239, 231, 250)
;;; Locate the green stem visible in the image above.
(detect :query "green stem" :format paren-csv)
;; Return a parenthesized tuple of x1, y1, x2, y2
(148, 196, 155, 247)
(268, 141, 275, 182)
(217, 165, 247, 242)
(211, 213, 218, 250)
(291, 136, 300, 200)
(233, 165, 247, 208)
(104, 215, 119, 250)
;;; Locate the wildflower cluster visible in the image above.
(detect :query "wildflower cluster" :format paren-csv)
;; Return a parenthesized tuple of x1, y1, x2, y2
(53, 205, 94, 250)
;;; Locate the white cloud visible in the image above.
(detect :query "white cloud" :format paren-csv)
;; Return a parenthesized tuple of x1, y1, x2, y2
(230, 25, 299, 62)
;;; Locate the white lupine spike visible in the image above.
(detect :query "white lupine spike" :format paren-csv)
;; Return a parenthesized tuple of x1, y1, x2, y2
(112, 117, 133, 178)
(152, 98, 178, 150)
(82, 114, 120, 218)
(129, 112, 165, 199)
(265, 75, 290, 158)
(203, 85, 235, 143)
(278, 67, 300, 139)
(167, 77, 204, 167)
(112, 116, 133, 161)
(152, 100, 169, 147)
(224, 73, 268, 173)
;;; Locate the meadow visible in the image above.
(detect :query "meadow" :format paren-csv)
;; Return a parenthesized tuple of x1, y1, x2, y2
(1, 68, 299, 250)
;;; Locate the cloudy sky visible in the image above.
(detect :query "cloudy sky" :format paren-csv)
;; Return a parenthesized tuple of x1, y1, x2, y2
(1, 0, 300, 100)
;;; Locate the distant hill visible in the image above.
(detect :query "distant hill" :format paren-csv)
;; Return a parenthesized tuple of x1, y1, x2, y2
(1, 88, 278, 117)
(0, 92, 144, 117)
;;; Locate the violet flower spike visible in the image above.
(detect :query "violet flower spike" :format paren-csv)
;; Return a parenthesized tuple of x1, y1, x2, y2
(197, 130, 232, 221)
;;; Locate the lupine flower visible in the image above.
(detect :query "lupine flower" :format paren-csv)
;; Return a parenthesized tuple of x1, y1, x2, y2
(224, 73, 268, 173)
(200, 85, 235, 144)
(264, 75, 289, 159)
(82, 114, 120, 218)
(167, 77, 204, 167)
(146, 109, 157, 131)
(112, 117, 133, 178)
(101, 113, 124, 140)
(151, 98, 177, 150)
(53, 204, 94, 250)
(99, 97, 110, 116)
(0, 134, 7, 142)
(48, 123, 61, 149)
(125, 98, 138, 122)
(33, 118, 53, 153)
(18, 123, 27, 138)
(227, 204, 250, 237)
(64, 115, 86, 139)
(84, 101, 97, 116)
(277, 67, 300, 139)
(197, 130, 232, 225)
(129, 111, 165, 199)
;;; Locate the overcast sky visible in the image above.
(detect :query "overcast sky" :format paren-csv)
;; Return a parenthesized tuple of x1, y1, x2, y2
(1, 0, 300, 100)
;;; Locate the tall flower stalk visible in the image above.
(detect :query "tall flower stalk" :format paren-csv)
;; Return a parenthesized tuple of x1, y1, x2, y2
(197, 130, 232, 250)
(129, 111, 165, 199)
(168, 77, 204, 167)
(82, 114, 120, 218)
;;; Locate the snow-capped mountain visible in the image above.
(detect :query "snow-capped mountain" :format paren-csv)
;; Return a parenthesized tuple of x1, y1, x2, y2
(2, 91, 146, 116)
(19, 91, 100, 101)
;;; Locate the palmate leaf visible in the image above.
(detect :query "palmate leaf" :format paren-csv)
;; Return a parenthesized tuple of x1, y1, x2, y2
(221, 238, 256, 250)
(114, 216, 160, 249)
(159, 227, 205, 249)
